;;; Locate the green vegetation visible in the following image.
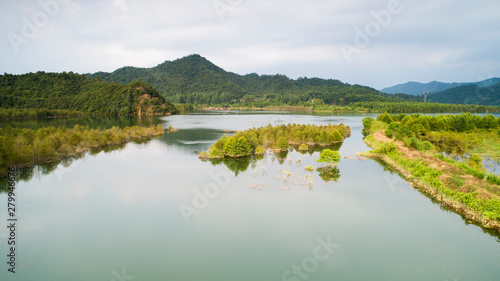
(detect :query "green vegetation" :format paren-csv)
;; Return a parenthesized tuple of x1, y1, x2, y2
(369, 112, 500, 156)
(317, 149, 341, 167)
(0, 108, 86, 120)
(0, 124, 164, 177)
(86, 54, 500, 113)
(340, 102, 498, 113)
(0, 72, 178, 117)
(86, 54, 442, 109)
(362, 113, 500, 232)
(298, 144, 309, 151)
(428, 82, 500, 106)
(199, 123, 350, 160)
(304, 165, 314, 171)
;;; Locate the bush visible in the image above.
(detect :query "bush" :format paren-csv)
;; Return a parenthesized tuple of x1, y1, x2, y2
(377, 112, 393, 124)
(373, 142, 397, 154)
(304, 165, 314, 171)
(255, 147, 265, 155)
(298, 144, 309, 151)
(385, 122, 401, 138)
(317, 149, 341, 166)
(395, 125, 412, 140)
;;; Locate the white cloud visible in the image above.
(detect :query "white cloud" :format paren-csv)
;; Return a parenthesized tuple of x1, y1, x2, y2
(0, 0, 499, 89)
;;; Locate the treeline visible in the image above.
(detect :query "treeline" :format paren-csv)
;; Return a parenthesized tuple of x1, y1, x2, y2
(349, 102, 499, 113)
(364, 112, 500, 155)
(0, 124, 164, 176)
(0, 72, 178, 116)
(0, 108, 86, 120)
(376, 112, 500, 133)
(199, 123, 350, 159)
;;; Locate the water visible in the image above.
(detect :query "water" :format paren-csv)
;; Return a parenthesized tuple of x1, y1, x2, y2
(0, 112, 499, 281)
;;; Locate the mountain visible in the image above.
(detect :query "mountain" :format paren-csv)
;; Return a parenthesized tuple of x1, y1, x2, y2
(0, 72, 178, 115)
(427, 82, 500, 106)
(381, 78, 500, 96)
(87, 54, 419, 106)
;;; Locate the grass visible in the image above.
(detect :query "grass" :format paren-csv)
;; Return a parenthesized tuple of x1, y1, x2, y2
(363, 121, 500, 233)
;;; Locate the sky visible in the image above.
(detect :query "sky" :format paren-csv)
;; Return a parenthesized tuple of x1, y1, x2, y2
(1, 0, 499, 90)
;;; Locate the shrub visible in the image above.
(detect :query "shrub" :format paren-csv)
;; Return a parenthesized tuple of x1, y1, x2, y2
(385, 122, 401, 138)
(373, 142, 397, 154)
(255, 147, 265, 155)
(298, 144, 309, 151)
(395, 125, 412, 140)
(317, 149, 341, 167)
(377, 112, 393, 124)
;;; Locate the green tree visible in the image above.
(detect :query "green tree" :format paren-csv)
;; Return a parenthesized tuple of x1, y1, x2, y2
(275, 136, 289, 151)
(317, 149, 340, 167)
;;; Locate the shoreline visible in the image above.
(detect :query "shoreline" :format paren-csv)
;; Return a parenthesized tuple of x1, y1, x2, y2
(361, 131, 500, 234)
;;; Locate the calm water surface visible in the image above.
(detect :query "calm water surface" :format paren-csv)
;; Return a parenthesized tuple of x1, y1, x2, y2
(0, 111, 499, 281)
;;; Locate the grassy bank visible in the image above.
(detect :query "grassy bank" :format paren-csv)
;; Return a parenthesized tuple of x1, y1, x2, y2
(361, 116, 500, 233)
(0, 124, 165, 177)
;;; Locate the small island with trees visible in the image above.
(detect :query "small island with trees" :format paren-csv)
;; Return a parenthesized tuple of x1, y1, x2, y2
(198, 123, 350, 160)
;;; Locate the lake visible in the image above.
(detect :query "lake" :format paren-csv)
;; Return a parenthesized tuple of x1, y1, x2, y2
(1, 111, 499, 281)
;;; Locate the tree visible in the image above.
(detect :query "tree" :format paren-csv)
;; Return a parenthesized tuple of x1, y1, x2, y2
(317, 149, 340, 167)
(275, 136, 289, 151)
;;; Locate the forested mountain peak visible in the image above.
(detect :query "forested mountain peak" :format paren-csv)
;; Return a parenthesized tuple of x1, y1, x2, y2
(86, 54, 421, 106)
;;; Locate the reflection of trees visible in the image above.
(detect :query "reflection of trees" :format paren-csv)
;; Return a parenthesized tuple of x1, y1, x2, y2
(0, 144, 127, 193)
(294, 143, 342, 156)
(203, 155, 264, 176)
(317, 166, 341, 182)
(1, 116, 156, 131)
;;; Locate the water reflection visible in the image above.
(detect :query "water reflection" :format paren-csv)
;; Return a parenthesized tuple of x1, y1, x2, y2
(317, 166, 341, 182)
(0, 144, 126, 193)
(0, 115, 160, 130)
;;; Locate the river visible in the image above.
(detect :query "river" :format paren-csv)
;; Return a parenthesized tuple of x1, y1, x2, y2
(0, 111, 499, 281)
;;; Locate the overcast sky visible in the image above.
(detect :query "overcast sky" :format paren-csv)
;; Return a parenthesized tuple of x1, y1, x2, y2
(1, 0, 499, 89)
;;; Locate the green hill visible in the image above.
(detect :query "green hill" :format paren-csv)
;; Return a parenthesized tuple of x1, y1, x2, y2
(87, 54, 420, 106)
(428, 82, 500, 106)
(0, 71, 178, 116)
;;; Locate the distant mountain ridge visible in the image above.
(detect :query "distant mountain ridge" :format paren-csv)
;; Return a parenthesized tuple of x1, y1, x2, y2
(428, 82, 500, 106)
(381, 78, 500, 96)
(87, 54, 419, 106)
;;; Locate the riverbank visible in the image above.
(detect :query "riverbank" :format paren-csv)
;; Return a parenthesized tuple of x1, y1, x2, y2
(0, 124, 165, 177)
(361, 125, 500, 233)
